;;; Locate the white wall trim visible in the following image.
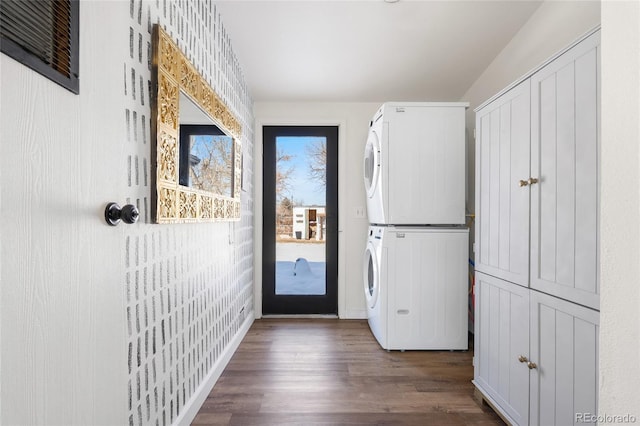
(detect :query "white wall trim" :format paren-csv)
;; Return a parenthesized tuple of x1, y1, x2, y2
(176, 314, 254, 426)
(253, 122, 264, 319)
(253, 118, 348, 319)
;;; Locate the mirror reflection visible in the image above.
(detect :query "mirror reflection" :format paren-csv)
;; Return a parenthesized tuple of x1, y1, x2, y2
(178, 92, 234, 197)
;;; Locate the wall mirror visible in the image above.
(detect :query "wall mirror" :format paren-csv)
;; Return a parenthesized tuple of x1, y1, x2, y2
(151, 25, 242, 223)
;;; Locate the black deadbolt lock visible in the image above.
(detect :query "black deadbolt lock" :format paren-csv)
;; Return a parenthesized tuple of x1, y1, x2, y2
(105, 202, 140, 226)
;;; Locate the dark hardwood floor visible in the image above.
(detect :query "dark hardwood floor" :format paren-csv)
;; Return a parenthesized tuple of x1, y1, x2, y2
(192, 319, 503, 425)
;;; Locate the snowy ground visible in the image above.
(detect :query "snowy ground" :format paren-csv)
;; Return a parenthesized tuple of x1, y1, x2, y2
(276, 242, 326, 295)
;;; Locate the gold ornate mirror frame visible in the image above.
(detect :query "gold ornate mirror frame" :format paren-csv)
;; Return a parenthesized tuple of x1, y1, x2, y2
(151, 25, 242, 223)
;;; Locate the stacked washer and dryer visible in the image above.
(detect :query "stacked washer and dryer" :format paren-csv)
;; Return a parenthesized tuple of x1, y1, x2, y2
(363, 102, 469, 351)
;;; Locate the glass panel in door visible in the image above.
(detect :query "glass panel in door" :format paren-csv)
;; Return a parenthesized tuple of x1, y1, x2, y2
(275, 136, 327, 296)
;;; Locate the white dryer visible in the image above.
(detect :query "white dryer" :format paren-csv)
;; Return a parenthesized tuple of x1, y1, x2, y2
(363, 225, 469, 350)
(364, 102, 468, 226)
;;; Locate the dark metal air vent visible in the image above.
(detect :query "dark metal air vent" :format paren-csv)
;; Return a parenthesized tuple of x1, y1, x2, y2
(1, 0, 79, 93)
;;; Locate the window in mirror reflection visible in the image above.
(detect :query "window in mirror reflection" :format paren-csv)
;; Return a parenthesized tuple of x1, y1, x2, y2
(179, 125, 234, 197)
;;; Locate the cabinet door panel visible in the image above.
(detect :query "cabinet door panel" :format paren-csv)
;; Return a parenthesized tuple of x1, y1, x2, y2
(475, 81, 530, 286)
(474, 272, 529, 425)
(530, 31, 600, 309)
(529, 291, 599, 426)
(573, 313, 599, 418)
(574, 48, 599, 296)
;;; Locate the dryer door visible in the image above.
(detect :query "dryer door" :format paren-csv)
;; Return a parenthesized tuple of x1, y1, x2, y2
(363, 241, 380, 309)
(363, 128, 381, 199)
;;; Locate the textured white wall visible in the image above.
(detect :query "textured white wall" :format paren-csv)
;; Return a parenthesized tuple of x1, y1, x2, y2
(122, 2, 255, 425)
(600, 0, 640, 420)
(253, 102, 379, 319)
(1, 1, 254, 425)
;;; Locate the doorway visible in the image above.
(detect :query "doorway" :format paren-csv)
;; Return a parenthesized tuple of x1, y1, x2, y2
(262, 126, 338, 314)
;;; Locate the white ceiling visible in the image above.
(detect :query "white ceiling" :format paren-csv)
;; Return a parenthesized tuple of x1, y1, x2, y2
(215, 0, 543, 103)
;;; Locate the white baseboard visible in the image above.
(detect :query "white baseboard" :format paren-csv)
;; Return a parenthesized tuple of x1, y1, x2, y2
(176, 313, 255, 425)
(344, 309, 367, 319)
(262, 314, 338, 319)
(260, 313, 367, 319)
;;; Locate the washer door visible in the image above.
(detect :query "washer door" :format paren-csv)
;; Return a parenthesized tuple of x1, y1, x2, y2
(363, 241, 380, 309)
(363, 128, 380, 199)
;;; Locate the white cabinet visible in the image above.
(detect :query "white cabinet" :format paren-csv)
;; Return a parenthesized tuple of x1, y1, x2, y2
(530, 32, 600, 310)
(473, 28, 600, 426)
(474, 273, 530, 426)
(529, 291, 599, 426)
(474, 273, 599, 426)
(475, 80, 531, 287)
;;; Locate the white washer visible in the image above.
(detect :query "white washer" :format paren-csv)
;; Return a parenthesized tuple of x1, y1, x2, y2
(363, 226, 384, 345)
(364, 102, 468, 226)
(363, 225, 469, 350)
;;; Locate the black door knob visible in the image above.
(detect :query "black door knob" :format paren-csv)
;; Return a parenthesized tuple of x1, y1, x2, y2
(105, 202, 140, 226)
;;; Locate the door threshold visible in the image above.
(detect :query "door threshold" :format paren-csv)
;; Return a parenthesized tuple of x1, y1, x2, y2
(261, 314, 339, 319)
